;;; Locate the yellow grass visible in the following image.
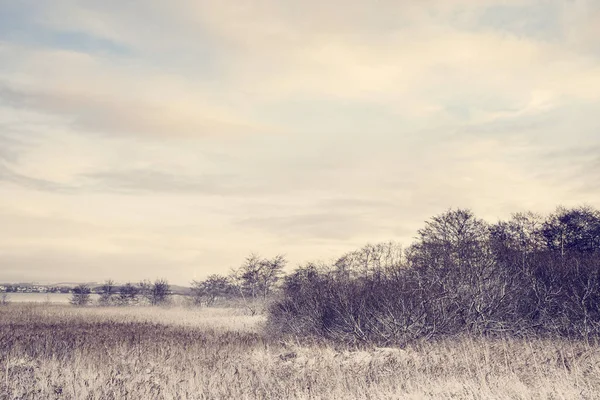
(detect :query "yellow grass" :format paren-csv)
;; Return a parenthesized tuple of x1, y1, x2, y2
(2, 303, 600, 399)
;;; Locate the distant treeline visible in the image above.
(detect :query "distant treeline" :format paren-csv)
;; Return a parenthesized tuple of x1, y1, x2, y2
(0, 285, 72, 294)
(69, 279, 174, 306)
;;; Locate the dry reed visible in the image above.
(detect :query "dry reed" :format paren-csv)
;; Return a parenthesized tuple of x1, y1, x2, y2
(2, 304, 600, 399)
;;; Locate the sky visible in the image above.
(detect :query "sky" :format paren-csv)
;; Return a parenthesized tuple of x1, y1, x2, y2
(1, 0, 599, 285)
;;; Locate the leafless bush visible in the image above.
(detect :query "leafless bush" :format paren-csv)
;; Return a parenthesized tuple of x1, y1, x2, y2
(117, 282, 139, 306)
(268, 206, 600, 345)
(70, 284, 91, 306)
(191, 274, 235, 306)
(139, 279, 171, 306)
(98, 279, 117, 306)
(0, 292, 9, 306)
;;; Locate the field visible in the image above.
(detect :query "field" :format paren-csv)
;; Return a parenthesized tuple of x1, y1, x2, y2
(2, 304, 600, 399)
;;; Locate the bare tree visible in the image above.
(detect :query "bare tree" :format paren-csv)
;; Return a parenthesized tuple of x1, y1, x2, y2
(258, 255, 286, 299)
(118, 282, 139, 306)
(408, 208, 490, 272)
(490, 211, 546, 269)
(70, 284, 92, 306)
(191, 274, 234, 306)
(98, 279, 116, 306)
(334, 241, 404, 280)
(232, 254, 287, 300)
(235, 254, 263, 299)
(1, 292, 9, 306)
(227, 254, 287, 315)
(140, 279, 171, 306)
(542, 206, 600, 256)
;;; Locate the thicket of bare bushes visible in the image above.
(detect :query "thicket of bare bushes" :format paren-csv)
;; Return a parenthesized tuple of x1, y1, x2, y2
(268, 206, 600, 345)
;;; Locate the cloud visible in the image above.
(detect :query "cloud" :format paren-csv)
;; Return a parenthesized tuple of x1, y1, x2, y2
(536, 144, 600, 196)
(0, 249, 183, 284)
(147, 0, 600, 111)
(0, 162, 73, 192)
(0, 132, 22, 162)
(237, 213, 377, 242)
(0, 2, 130, 56)
(236, 195, 418, 243)
(0, 82, 273, 138)
(83, 169, 239, 195)
(3, 0, 600, 136)
(1, 163, 254, 196)
(0, 39, 278, 139)
(81, 161, 346, 197)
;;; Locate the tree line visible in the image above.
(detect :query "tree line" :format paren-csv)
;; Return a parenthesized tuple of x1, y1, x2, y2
(70, 279, 172, 306)
(67, 205, 600, 345)
(69, 254, 287, 309)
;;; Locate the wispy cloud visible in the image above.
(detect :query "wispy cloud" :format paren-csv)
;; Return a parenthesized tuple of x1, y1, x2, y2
(83, 169, 239, 195)
(1, 83, 271, 138)
(0, 132, 22, 162)
(0, 163, 73, 193)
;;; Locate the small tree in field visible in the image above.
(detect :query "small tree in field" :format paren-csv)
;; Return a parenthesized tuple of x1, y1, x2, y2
(140, 279, 171, 306)
(118, 282, 139, 306)
(98, 279, 116, 306)
(191, 274, 234, 306)
(259, 255, 287, 299)
(70, 284, 91, 306)
(232, 254, 263, 299)
(232, 254, 287, 300)
(228, 254, 287, 315)
(1, 292, 9, 306)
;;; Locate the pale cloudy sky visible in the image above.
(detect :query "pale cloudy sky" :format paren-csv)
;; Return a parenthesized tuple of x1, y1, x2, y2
(1, 0, 599, 284)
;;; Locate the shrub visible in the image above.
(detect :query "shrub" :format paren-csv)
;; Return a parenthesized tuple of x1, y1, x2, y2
(70, 284, 92, 306)
(117, 282, 139, 306)
(140, 279, 171, 306)
(268, 207, 600, 345)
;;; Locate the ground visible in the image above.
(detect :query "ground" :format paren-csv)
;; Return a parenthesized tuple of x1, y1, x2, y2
(1, 303, 600, 399)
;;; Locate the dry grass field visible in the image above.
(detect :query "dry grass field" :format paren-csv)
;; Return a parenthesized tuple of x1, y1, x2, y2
(2, 303, 600, 399)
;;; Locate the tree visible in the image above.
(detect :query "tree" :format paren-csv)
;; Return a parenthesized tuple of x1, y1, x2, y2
(489, 211, 546, 270)
(140, 279, 171, 306)
(232, 254, 287, 300)
(98, 279, 116, 306)
(542, 206, 600, 256)
(118, 282, 139, 306)
(407, 209, 518, 335)
(334, 241, 404, 280)
(70, 284, 91, 306)
(407, 208, 490, 272)
(234, 254, 262, 299)
(191, 274, 234, 306)
(258, 254, 286, 299)
(1, 292, 9, 306)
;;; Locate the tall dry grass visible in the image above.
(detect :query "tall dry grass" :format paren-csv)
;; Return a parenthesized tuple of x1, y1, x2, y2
(2, 303, 600, 399)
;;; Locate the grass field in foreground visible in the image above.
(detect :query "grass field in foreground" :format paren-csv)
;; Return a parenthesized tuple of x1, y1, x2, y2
(2, 303, 600, 399)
